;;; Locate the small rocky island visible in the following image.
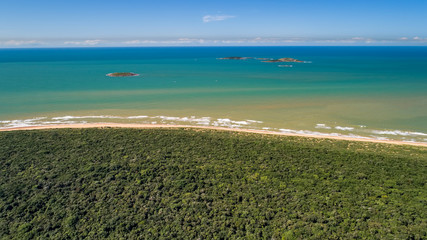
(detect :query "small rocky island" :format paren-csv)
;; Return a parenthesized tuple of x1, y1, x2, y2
(262, 58, 303, 63)
(218, 57, 304, 62)
(106, 72, 140, 77)
(218, 57, 253, 60)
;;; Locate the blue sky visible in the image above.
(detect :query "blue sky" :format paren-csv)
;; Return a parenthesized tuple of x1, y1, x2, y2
(0, 0, 426, 47)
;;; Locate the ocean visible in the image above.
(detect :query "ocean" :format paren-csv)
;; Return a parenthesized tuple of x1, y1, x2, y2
(1, 46, 426, 143)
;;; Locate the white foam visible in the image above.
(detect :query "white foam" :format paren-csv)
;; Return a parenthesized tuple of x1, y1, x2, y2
(246, 119, 263, 123)
(0, 115, 127, 129)
(2, 115, 426, 144)
(155, 116, 211, 125)
(182, 116, 211, 125)
(127, 115, 148, 119)
(0, 117, 49, 129)
(193, 117, 211, 125)
(371, 130, 427, 137)
(2, 122, 35, 128)
(212, 118, 252, 128)
(315, 124, 332, 129)
(215, 118, 231, 123)
(1, 115, 261, 130)
(52, 115, 123, 120)
(156, 116, 181, 121)
(217, 119, 248, 125)
(279, 128, 377, 140)
(335, 126, 355, 131)
(279, 128, 332, 136)
(29, 117, 47, 121)
(233, 121, 250, 125)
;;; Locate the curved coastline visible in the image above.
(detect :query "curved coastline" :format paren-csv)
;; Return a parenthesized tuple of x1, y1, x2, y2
(1, 123, 426, 147)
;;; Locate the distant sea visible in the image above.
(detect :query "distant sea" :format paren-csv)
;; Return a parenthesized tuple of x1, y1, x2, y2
(1, 46, 426, 143)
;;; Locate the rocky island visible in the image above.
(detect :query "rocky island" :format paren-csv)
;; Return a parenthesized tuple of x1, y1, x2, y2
(218, 57, 304, 62)
(218, 56, 253, 60)
(262, 58, 303, 63)
(106, 72, 140, 77)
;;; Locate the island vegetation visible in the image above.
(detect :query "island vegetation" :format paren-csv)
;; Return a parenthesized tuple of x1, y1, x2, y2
(106, 72, 139, 77)
(0, 128, 425, 239)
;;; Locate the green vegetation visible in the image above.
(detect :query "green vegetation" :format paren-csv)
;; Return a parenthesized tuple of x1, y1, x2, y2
(0, 128, 426, 239)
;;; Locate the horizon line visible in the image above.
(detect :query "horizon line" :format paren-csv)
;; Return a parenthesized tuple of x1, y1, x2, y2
(2, 45, 427, 50)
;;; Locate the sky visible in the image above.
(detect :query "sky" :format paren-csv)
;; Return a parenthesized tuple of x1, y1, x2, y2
(0, 0, 426, 47)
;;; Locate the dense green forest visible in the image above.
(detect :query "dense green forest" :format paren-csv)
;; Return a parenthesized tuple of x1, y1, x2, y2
(0, 128, 426, 239)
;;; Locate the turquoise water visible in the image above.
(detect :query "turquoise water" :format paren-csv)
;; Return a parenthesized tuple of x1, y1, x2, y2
(1, 47, 426, 142)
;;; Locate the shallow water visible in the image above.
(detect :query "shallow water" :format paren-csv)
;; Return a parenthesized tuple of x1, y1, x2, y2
(1, 47, 426, 142)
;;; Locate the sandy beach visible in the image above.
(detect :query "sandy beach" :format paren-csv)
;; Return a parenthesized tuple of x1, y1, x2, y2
(1, 123, 426, 147)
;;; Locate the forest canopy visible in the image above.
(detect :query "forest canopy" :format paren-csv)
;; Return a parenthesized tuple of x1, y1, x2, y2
(0, 128, 426, 239)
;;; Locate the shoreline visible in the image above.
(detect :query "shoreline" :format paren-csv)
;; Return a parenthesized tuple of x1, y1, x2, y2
(1, 123, 426, 147)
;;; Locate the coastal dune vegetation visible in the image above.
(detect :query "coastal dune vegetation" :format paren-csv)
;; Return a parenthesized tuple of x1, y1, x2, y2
(0, 128, 426, 239)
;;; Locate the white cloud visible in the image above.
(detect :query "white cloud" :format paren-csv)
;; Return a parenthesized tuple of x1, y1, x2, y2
(178, 38, 205, 43)
(248, 37, 307, 43)
(411, 36, 427, 42)
(249, 37, 279, 43)
(123, 40, 145, 44)
(119, 37, 427, 46)
(122, 40, 157, 44)
(123, 38, 206, 45)
(2, 36, 427, 48)
(0, 40, 41, 46)
(203, 15, 235, 23)
(220, 40, 244, 44)
(64, 39, 102, 45)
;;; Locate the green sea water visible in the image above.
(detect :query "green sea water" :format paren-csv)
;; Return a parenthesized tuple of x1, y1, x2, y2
(0, 47, 426, 142)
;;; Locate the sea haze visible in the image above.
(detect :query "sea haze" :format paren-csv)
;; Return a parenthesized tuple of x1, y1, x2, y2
(0, 47, 426, 143)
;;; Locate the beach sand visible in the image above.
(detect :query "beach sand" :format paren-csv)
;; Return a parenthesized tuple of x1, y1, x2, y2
(1, 123, 426, 147)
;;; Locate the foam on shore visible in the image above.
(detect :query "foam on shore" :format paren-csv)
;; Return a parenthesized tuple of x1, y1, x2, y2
(1, 115, 426, 145)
